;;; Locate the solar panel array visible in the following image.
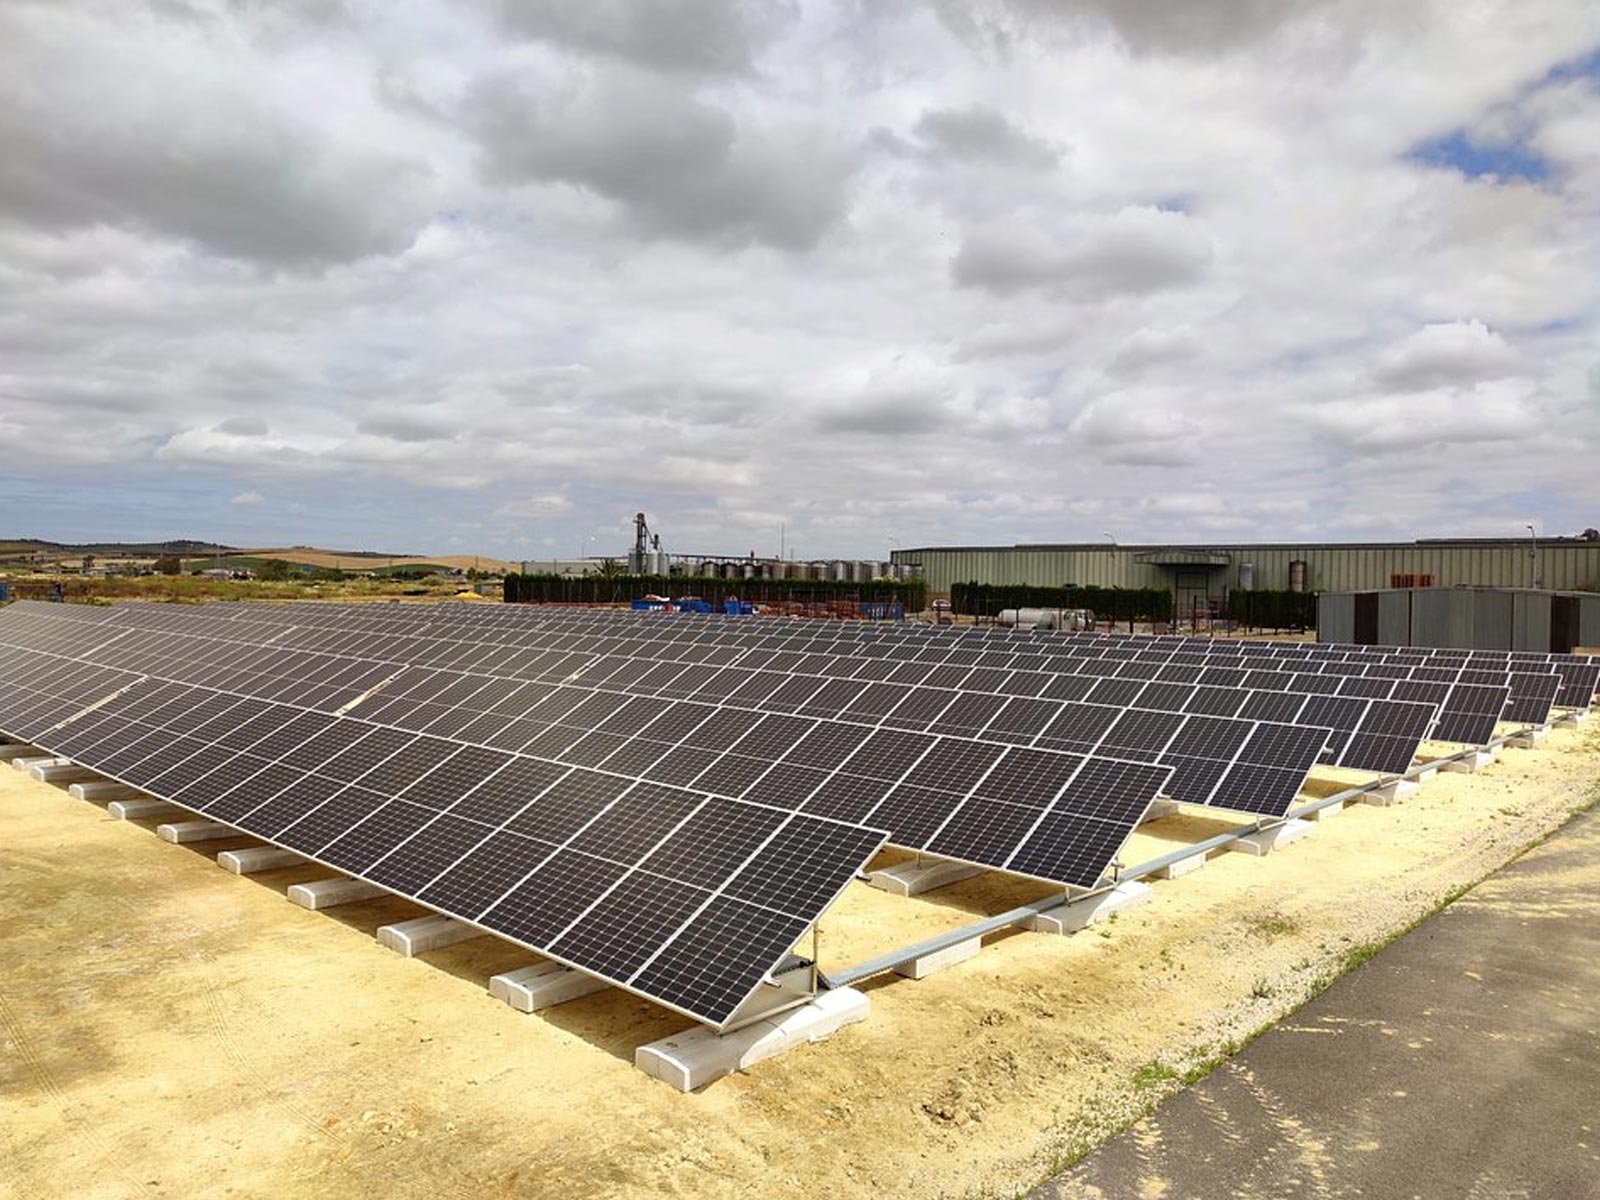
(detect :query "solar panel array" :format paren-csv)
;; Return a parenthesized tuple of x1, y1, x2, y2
(120, 599, 1516, 774)
(0, 609, 890, 1028)
(4, 599, 1583, 1024)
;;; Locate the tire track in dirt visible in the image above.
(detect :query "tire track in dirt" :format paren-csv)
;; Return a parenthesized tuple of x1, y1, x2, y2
(0, 989, 156, 1198)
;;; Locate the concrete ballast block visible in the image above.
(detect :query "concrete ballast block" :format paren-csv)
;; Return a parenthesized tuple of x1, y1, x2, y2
(107, 797, 184, 821)
(218, 846, 307, 875)
(1027, 881, 1153, 935)
(11, 755, 69, 772)
(489, 962, 608, 1012)
(68, 780, 141, 803)
(28, 762, 98, 784)
(1226, 818, 1316, 857)
(866, 858, 984, 896)
(1152, 852, 1207, 880)
(1140, 797, 1182, 823)
(157, 819, 239, 844)
(635, 988, 870, 1092)
(1303, 799, 1345, 822)
(0, 745, 41, 761)
(893, 934, 981, 980)
(287, 877, 389, 910)
(377, 915, 486, 957)
(1442, 749, 1494, 774)
(1506, 727, 1550, 749)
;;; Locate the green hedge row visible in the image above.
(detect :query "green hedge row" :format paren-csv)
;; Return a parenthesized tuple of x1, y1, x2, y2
(950, 582, 1174, 623)
(1225, 588, 1318, 630)
(503, 572, 929, 610)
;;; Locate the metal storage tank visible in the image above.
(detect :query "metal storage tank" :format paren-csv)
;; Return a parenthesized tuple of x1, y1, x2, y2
(830, 561, 847, 581)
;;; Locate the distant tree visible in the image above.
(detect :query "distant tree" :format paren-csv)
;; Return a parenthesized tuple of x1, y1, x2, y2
(82, 555, 94, 571)
(153, 556, 181, 575)
(256, 559, 298, 581)
(597, 557, 624, 580)
(1581, 527, 1600, 542)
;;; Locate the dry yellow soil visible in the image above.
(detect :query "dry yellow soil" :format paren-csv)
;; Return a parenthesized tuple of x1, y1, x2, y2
(3, 721, 1597, 1200)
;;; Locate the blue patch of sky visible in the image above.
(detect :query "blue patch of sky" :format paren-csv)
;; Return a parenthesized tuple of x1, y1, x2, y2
(1406, 42, 1600, 183)
(1408, 130, 1549, 183)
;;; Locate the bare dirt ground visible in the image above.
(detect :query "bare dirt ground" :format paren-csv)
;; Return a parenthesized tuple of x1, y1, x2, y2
(2, 721, 1597, 1200)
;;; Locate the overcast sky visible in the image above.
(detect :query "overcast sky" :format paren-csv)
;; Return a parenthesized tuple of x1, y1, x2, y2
(2, 0, 1598, 561)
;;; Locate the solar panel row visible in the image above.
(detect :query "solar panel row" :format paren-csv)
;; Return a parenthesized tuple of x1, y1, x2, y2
(8, 602, 1329, 818)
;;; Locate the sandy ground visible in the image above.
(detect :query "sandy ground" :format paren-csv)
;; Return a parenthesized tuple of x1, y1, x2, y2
(2, 720, 1596, 1200)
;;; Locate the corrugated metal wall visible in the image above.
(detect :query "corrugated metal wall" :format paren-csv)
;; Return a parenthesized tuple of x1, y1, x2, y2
(895, 543, 1600, 596)
(1320, 587, 1600, 651)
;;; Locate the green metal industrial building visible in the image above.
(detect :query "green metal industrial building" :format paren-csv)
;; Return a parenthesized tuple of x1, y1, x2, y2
(891, 538, 1600, 609)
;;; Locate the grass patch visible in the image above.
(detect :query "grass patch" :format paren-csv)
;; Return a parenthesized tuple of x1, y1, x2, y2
(1248, 912, 1300, 940)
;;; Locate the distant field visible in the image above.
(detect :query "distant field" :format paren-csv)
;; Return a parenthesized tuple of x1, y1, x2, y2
(239, 548, 518, 573)
(178, 554, 460, 577)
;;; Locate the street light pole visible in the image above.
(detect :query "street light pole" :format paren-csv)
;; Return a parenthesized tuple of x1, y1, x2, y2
(1526, 523, 1540, 589)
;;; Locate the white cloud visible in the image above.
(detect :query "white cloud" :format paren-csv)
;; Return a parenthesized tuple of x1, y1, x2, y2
(1372, 320, 1523, 391)
(230, 490, 265, 506)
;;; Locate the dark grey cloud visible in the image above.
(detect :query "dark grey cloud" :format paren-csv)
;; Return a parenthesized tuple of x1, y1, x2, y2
(0, 6, 433, 266)
(952, 207, 1212, 297)
(934, 0, 1333, 56)
(466, 69, 855, 250)
(814, 392, 952, 435)
(216, 415, 270, 436)
(912, 105, 1062, 169)
(489, 0, 794, 74)
(356, 409, 457, 443)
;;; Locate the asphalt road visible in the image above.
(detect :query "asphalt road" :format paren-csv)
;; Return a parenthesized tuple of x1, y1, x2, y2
(1036, 804, 1600, 1200)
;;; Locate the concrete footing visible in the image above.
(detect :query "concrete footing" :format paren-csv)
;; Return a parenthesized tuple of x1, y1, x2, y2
(1140, 798, 1182, 823)
(287, 877, 388, 910)
(1507, 727, 1551, 750)
(107, 797, 184, 821)
(1152, 852, 1207, 880)
(11, 755, 69, 772)
(1026, 881, 1153, 935)
(68, 780, 141, 803)
(1554, 709, 1590, 727)
(634, 988, 870, 1092)
(893, 934, 982, 980)
(157, 818, 239, 844)
(27, 762, 97, 784)
(0, 744, 41, 761)
(218, 846, 308, 875)
(1360, 779, 1417, 807)
(1226, 818, 1316, 857)
(1303, 799, 1345, 822)
(1442, 749, 1495, 774)
(866, 857, 984, 897)
(489, 962, 609, 1012)
(377, 915, 486, 957)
